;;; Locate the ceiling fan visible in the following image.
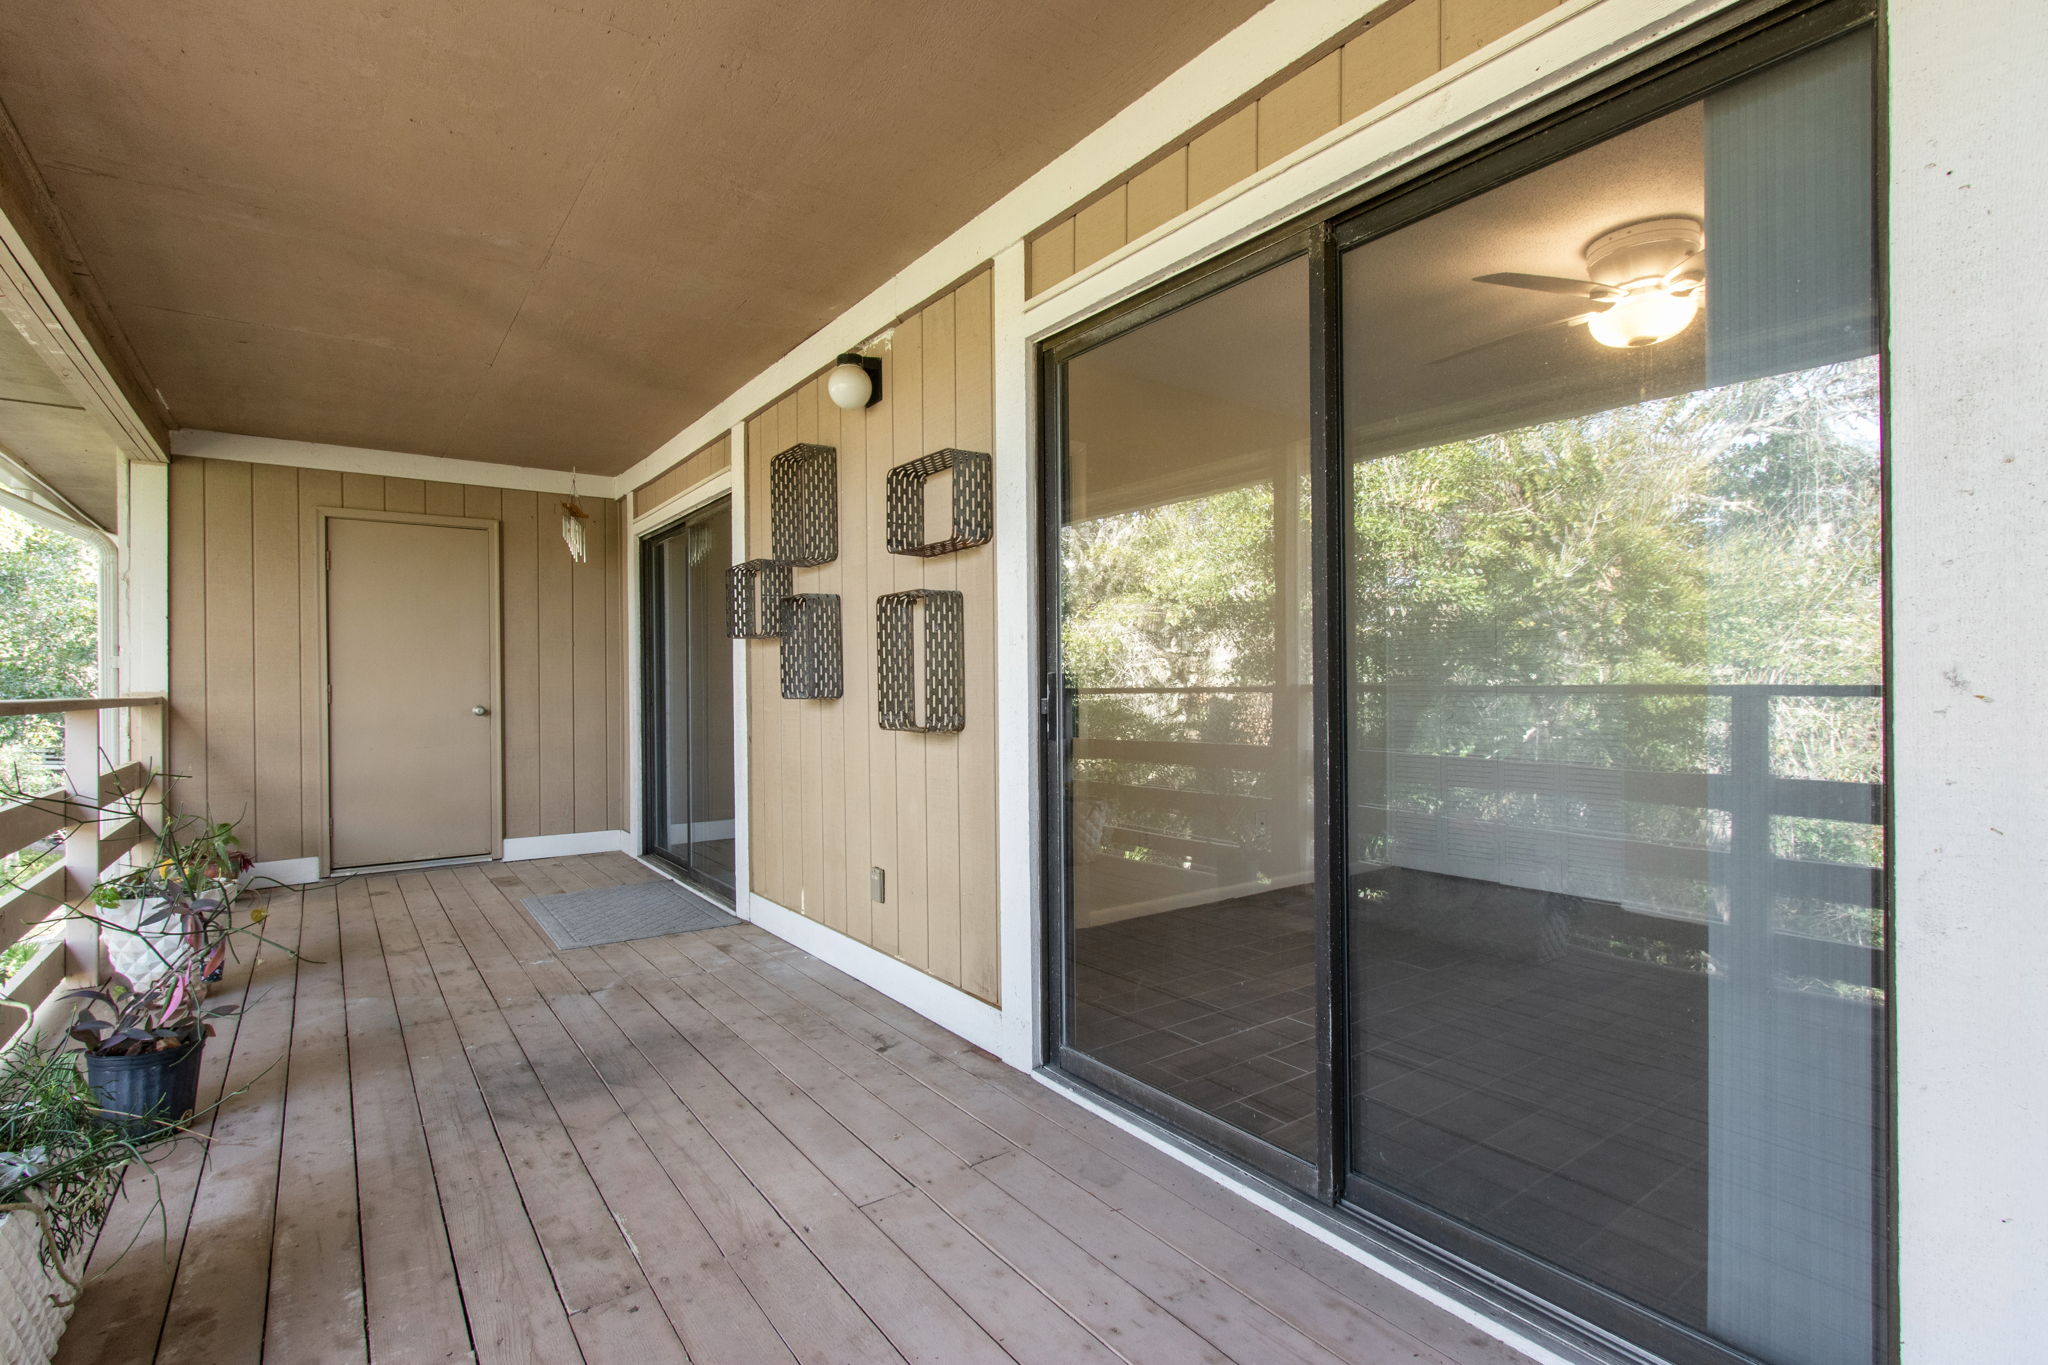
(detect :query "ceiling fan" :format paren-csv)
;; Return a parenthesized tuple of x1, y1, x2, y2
(1437, 217, 1706, 361)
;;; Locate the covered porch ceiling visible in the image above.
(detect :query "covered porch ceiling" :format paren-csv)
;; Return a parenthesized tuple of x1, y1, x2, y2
(0, 0, 1271, 483)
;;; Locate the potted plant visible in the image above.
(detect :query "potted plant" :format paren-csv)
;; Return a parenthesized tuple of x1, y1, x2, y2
(89, 815, 255, 990)
(0, 1044, 152, 1362)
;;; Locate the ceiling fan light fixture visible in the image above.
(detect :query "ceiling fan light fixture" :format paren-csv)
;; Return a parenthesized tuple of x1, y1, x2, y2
(1587, 284, 1700, 348)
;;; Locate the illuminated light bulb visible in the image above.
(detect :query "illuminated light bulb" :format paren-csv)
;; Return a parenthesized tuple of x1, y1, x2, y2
(1587, 282, 1700, 348)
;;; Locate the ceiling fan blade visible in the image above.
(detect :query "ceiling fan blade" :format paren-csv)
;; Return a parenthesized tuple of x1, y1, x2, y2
(1430, 312, 1598, 365)
(1473, 272, 1619, 299)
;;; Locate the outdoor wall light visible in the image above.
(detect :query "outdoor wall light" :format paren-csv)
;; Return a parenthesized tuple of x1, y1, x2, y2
(826, 353, 883, 409)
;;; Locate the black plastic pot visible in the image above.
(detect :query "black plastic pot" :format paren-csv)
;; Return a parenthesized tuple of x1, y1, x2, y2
(83, 1038, 205, 1137)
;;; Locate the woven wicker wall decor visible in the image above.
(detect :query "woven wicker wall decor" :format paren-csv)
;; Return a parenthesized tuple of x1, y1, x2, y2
(885, 448, 991, 557)
(877, 589, 965, 732)
(778, 593, 843, 700)
(725, 558, 792, 639)
(769, 443, 838, 565)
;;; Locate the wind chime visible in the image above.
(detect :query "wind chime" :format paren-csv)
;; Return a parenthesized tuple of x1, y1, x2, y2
(560, 468, 589, 564)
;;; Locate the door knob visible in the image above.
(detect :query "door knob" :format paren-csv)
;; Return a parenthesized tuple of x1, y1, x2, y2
(472, 705, 490, 716)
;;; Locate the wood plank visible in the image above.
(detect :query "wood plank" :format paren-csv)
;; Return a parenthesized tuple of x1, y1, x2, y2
(383, 477, 426, 513)
(1127, 150, 1191, 239)
(263, 884, 368, 1363)
(1342, 0, 1443, 119)
(535, 488, 576, 836)
(861, 358, 899, 955)
(571, 492, 610, 833)
(888, 312, 929, 970)
(166, 458, 208, 817)
(499, 489, 542, 840)
(390, 874, 690, 1360)
(423, 481, 466, 518)
(953, 270, 1000, 1003)
(53, 899, 264, 1365)
(0, 789, 65, 859)
(297, 468, 343, 859)
(332, 875, 472, 1365)
(563, 942, 1010, 1364)
(358, 875, 585, 1363)
(764, 951, 1495, 1365)
(424, 867, 795, 1364)
(200, 458, 256, 850)
(919, 291, 962, 992)
(1188, 105, 1259, 205)
(604, 498, 626, 833)
(457, 866, 903, 1365)
(810, 383, 846, 934)
(340, 472, 384, 511)
(1256, 52, 1343, 167)
(1441, 0, 1555, 64)
(1028, 219, 1076, 297)
(837, 370, 872, 946)
(155, 885, 307, 1365)
(673, 928, 1355, 1365)
(250, 463, 303, 860)
(1072, 186, 1127, 271)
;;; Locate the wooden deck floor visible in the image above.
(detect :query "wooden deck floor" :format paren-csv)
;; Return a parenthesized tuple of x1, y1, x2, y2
(56, 852, 1530, 1365)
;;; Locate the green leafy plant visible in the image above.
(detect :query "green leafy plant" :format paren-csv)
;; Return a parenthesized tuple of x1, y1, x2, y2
(0, 1045, 151, 1285)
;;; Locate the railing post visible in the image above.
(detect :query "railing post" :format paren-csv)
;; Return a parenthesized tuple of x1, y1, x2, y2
(61, 709, 104, 986)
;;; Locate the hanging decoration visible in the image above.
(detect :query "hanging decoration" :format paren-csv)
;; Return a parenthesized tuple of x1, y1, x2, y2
(561, 468, 590, 563)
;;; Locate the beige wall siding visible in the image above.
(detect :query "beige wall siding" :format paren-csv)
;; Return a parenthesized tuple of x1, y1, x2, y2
(167, 455, 627, 863)
(632, 433, 731, 520)
(1027, 0, 1566, 295)
(744, 270, 999, 1004)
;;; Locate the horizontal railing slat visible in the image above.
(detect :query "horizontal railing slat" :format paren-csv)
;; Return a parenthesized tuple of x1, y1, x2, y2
(0, 695, 163, 719)
(0, 788, 68, 861)
(98, 760, 150, 803)
(0, 938, 66, 1014)
(0, 862, 66, 952)
(97, 817, 145, 871)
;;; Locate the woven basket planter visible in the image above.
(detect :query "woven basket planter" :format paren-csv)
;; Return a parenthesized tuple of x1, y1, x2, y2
(0, 1200, 88, 1365)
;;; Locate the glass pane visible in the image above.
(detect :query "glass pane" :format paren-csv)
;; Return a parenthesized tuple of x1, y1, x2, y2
(1342, 35, 1882, 1365)
(1061, 257, 1317, 1159)
(648, 502, 736, 896)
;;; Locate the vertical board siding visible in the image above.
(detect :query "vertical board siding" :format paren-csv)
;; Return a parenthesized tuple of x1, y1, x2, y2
(632, 434, 732, 521)
(166, 458, 626, 864)
(743, 271, 1000, 1004)
(1025, 0, 1568, 295)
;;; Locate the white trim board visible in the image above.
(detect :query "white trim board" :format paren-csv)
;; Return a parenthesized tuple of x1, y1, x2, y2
(503, 830, 632, 861)
(171, 429, 600, 498)
(250, 856, 320, 887)
(745, 892, 1005, 1056)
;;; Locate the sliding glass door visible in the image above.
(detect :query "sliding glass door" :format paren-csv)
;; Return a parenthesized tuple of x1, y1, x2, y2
(1045, 12, 1885, 1364)
(642, 498, 737, 899)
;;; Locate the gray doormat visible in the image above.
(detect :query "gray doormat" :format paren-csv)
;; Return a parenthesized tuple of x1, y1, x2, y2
(520, 880, 739, 950)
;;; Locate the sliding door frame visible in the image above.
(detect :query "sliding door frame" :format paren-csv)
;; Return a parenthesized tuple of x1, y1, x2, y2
(639, 494, 738, 902)
(1036, 1, 1888, 1361)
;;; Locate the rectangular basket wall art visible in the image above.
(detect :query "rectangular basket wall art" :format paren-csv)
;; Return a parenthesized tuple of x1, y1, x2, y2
(877, 588, 965, 732)
(778, 593, 843, 700)
(886, 448, 992, 557)
(725, 558, 792, 638)
(770, 442, 838, 565)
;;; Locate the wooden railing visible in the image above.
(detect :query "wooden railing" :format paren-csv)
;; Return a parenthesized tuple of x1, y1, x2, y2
(0, 696, 164, 1044)
(1068, 681, 1885, 982)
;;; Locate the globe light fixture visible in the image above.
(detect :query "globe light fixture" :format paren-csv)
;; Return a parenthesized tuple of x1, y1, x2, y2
(826, 352, 882, 409)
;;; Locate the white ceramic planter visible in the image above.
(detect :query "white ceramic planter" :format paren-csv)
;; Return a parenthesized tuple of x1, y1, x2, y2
(101, 898, 183, 991)
(0, 1204, 86, 1365)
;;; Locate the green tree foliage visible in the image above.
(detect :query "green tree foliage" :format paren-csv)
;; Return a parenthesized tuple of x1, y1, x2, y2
(0, 508, 100, 779)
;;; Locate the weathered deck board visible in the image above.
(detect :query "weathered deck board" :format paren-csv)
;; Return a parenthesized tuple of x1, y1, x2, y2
(60, 853, 1531, 1365)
